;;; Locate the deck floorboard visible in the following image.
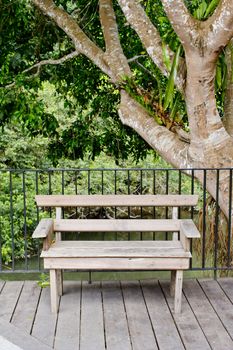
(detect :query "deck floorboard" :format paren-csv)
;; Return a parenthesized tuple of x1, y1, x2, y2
(0, 278, 233, 349)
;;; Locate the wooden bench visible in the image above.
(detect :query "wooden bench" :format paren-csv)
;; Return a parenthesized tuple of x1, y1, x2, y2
(32, 194, 200, 314)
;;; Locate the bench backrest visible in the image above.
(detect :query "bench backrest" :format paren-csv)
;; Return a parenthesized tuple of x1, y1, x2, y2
(36, 194, 198, 207)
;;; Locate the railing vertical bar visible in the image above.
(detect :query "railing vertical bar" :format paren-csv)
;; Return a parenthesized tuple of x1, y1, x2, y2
(178, 170, 181, 218)
(227, 169, 232, 267)
(22, 172, 28, 270)
(202, 169, 207, 269)
(87, 170, 90, 194)
(165, 170, 169, 240)
(128, 170, 130, 241)
(61, 170, 65, 195)
(0, 172, 2, 271)
(101, 170, 104, 240)
(35, 171, 41, 271)
(75, 171, 78, 219)
(9, 171, 15, 271)
(214, 169, 220, 279)
(191, 169, 195, 219)
(114, 170, 117, 240)
(140, 169, 143, 240)
(48, 171, 52, 218)
(153, 170, 156, 240)
(87, 169, 91, 283)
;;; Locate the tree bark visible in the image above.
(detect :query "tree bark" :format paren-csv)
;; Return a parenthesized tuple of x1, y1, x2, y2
(223, 39, 233, 137)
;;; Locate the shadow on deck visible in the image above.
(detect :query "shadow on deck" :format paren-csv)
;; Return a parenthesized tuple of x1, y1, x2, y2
(0, 278, 233, 350)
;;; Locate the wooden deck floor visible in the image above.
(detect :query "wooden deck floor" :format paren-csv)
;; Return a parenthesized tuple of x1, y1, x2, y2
(0, 278, 233, 350)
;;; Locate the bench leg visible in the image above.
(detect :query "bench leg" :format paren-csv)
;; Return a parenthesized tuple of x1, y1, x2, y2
(174, 270, 183, 314)
(50, 269, 59, 313)
(170, 270, 176, 297)
(57, 269, 63, 296)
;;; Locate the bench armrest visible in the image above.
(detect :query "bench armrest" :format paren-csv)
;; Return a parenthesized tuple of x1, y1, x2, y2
(180, 220, 200, 238)
(32, 219, 54, 251)
(180, 220, 200, 252)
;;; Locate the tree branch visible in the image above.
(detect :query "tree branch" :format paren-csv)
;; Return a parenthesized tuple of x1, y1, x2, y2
(206, 0, 233, 52)
(23, 50, 80, 74)
(32, 0, 113, 79)
(117, 0, 185, 91)
(99, 0, 131, 79)
(161, 0, 199, 50)
(119, 90, 190, 168)
(3, 51, 80, 89)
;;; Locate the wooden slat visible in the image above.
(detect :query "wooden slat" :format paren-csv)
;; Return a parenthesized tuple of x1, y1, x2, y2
(36, 194, 198, 207)
(41, 241, 191, 258)
(160, 280, 211, 350)
(32, 219, 53, 239)
(0, 319, 52, 350)
(43, 257, 190, 270)
(80, 282, 105, 350)
(141, 280, 184, 350)
(218, 278, 233, 302)
(180, 220, 200, 238)
(0, 281, 24, 322)
(53, 219, 180, 232)
(54, 282, 81, 350)
(122, 281, 158, 350)
(53, 240, 183, 248)
(183, 279, 233, 349)
(11, 281, 41, 334)
(31, 288, 57, 347)
(199, 279, 233, 339)
(102, 282, 131, 350)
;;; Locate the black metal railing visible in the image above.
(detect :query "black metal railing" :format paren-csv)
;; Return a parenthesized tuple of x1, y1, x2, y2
(0, 167, 232, 275)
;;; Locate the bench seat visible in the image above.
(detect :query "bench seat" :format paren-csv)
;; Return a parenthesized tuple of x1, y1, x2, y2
(41, 240, 191, 258)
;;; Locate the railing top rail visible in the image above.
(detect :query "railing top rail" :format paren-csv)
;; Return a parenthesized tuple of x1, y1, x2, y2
(0, 167, 233, 173)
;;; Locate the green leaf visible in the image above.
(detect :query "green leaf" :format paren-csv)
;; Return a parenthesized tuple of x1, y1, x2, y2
(164, 45, 181, 111)
(216, 63, 222, 89)
(170, 95, 179, 120)
(195, 1, 207, 20)
(162, 42, 171, 72)
(204, 0, 220, 18)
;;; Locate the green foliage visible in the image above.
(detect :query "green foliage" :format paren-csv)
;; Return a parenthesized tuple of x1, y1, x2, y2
(37, 273, 50, 288)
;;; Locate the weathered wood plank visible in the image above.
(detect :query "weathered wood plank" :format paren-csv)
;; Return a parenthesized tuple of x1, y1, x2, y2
(199, 279, 233, 340)
(141, 280, 184, 350)
(36, 194, 199, 207)
(32, 219, 53, 239)
(43, 257, 190, 270)
(80, 282, 105, 350)
(180, 220, 200, 238)
(0, 281, 23, 322)
(0, 319, 52, 350)
(183, 279, 233, 349)
(54, 282, 81, 350)
(122, 281, 158, 350)
(53, 219, 180, 232)
(102, 281, 131, 350)
(49, 240, 183, 248)
(41, 241, 190, 258)
(11, 281, 41, 334)
(31, 287, 57, 347)
(218, 278, 233, 302)
(160, 280, 211, 350)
